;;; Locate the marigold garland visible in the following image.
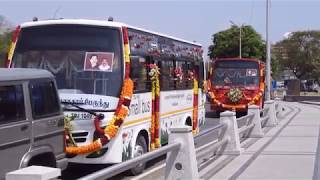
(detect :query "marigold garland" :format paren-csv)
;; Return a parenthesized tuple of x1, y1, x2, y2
(66, 139, 103, 155)
(65, 78, 134, 155)
(149, 64, 161, 150)
(192, 78, 199, 134)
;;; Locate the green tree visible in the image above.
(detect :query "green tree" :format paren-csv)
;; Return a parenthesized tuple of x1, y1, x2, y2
(273, 31, 320, 80)
(208, 25, 265, 60)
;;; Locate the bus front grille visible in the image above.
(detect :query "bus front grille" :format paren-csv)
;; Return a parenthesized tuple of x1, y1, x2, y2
(72, 132, 89, 143)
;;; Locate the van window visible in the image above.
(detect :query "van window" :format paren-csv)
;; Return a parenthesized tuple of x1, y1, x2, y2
(0, 85, 25, 124)
(29, 81, 60, 119)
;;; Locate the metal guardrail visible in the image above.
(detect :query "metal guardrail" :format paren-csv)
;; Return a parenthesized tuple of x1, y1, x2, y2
(78, 101, 284, 179)
(194, 123, 225, 142)
(239, 123, 255, 136)
(196, 123, 228, 159)
(78, 143, 181, 180)
(7, 100, 286, 180)
(196, 137, 229, 162)
(237, 113, 254, 123)
(77, 123, 228, 180)
(80, 101, 284, 179)
(236, 113, 255, 139)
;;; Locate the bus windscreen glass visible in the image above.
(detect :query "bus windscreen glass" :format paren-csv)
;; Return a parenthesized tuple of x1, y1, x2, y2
(212, 60, 259, 87)
(12, 25, 123, 97)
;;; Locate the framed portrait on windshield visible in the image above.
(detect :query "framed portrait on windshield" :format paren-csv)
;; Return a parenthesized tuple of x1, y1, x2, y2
(84, 52, 114, 72)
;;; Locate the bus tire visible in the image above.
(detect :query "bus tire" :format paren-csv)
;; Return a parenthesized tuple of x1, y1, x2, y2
(130, 135, 147, 175)
(215, 110, 221, 118)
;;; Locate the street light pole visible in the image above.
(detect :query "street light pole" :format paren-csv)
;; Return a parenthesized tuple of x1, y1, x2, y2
(240, 26, 242, 58)
(266, 0, 271, 100)
(230, 21, 243, 59)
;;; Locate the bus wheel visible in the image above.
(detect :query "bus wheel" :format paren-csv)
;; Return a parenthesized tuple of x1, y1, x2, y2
(130, 136, 147, 175)
(214, 110, 221, 118)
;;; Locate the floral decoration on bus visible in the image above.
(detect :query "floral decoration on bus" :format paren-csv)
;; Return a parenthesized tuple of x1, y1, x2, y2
(65, 27, 133, 155)
(174, 67, 183, 81)
(227, 88, 243, 103)
(65, 78, 134, 155)
(148, 64, 161, 150)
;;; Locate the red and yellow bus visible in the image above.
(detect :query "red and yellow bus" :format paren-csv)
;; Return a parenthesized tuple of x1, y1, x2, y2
(207, 58, 265, 114)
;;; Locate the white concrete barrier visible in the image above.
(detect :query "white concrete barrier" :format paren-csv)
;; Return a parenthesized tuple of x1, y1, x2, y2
(275, 98, 283, 117)
(166, 126, 199, 180)
(265, 100, 278, 126)
(248, 105, 264, 138)
(6, 166, 61, 180)
(220, 111, 243, 155)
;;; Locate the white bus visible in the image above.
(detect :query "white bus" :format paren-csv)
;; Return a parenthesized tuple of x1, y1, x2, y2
(7, 19, 206, 174)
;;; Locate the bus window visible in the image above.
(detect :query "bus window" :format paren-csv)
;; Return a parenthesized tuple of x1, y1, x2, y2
(199, 61, 205, 88)
(175, 61, 187, 89)
(130, 56, 150, 92)
(159, 60, 175, 90)
(186, 62, 194, 89)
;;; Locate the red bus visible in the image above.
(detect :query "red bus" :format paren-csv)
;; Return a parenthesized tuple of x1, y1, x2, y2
(207, 58, 265, 114)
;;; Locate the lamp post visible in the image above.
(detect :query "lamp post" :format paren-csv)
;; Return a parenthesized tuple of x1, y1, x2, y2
(266, 0, 271, 100)
(230, 21, 244, 58)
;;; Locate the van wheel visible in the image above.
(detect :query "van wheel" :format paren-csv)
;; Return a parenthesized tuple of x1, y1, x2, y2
(28, 153, 56, 168)
(130, 136, 147, 175)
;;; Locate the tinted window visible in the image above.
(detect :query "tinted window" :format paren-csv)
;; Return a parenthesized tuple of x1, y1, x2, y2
(212, 60, 260, 86)
(215, 60, 259, 69)
(130, 56, 150, 92)
(199, 62, 205, 88)
(0, 85, 25, 124)
(30, 81, 60, 119)
(175, 61, 187, 89)
(159, 60, 175, 90)
(186, 62, 195, 89)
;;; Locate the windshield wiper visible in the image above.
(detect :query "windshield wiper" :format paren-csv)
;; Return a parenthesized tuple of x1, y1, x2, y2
(61, 102, 104, 119)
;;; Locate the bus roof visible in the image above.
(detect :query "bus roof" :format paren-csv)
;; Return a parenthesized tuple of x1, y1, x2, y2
(20, 19, 202, 47)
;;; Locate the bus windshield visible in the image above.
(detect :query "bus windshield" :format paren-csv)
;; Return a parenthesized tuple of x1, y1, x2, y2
(212, 60, 260, 87)
(12, 24, 123, 97)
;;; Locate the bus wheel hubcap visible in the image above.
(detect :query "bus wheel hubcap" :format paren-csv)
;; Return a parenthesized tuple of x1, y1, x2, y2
(134, 145, 144, 167)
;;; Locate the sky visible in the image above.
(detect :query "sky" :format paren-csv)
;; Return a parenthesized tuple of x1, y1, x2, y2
(0, 0, 319, 58)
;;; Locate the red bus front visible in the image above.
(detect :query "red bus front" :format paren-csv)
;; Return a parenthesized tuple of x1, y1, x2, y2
(208, 58, 265, 113)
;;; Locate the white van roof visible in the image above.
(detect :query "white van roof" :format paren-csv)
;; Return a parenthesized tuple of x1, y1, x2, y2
(20, 19, 202, 47)
(0, 68, 53, 82)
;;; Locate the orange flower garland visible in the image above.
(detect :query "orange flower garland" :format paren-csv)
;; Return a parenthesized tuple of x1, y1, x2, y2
(65, 27, 133, 155)
(149, 64, 161, 150)
(66, 139, 103, 155)
(65, 78, 133, 155)
(192, 78, 199, 134)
